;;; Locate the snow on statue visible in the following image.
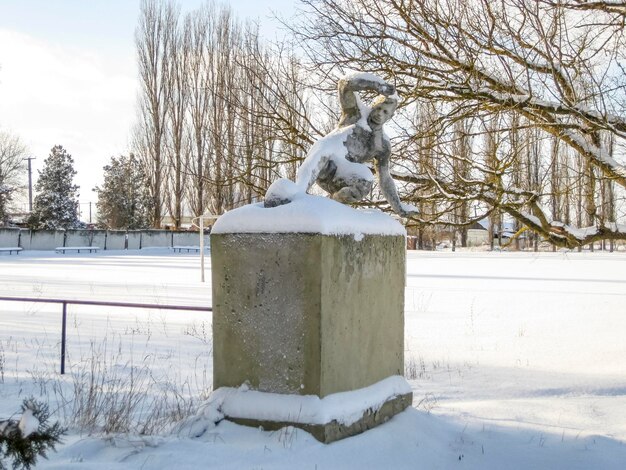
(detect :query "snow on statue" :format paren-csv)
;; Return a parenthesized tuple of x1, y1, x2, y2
(264, 72, 418, 217)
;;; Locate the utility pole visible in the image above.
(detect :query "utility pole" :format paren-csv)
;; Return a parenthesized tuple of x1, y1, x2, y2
(23, 156, 36, 212)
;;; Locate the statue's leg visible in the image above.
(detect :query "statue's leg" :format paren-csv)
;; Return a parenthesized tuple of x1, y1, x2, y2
(264, 178, 299, 208)
(331, 178, 373, 203)
(318, 157, 374, 202)
(317, 159, 338, 195)
(317, 158, 337, 183)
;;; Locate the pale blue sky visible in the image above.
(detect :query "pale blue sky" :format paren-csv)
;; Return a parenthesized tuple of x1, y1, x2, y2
(0, 0, 295, 209)
(0, 0, 293, 56)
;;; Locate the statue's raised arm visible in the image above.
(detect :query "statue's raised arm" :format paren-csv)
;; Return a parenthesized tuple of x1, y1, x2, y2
(337, 75, 397, 127)
(264, 72, 418, 218)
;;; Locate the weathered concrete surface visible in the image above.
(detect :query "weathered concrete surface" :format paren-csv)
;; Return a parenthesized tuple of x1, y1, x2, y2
(230, 392, 412, 444)
(64, 230, 106, 248)
(105, 231, 127, 250)
(0, 229, 207, 251)
(211, 232, 405, 397)
(0, 228, 20, 247)
(140, 230, 172, 248)
(319, 234, 405, 396)
(21, 230, 66, 250)
(172, 231, 210, 247)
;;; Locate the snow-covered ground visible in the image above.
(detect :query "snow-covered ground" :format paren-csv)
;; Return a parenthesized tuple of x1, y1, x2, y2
(1, 248, 625, 469)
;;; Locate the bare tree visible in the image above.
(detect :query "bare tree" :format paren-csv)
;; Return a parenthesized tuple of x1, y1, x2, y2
(294, 0, 626, 248)
(0, 131, 27, 224)
(232, 36, 326, 200)
(237, 24, 275, 203)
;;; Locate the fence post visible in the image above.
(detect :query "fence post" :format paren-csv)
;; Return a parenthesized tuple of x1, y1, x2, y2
(60, 302, 67, 375)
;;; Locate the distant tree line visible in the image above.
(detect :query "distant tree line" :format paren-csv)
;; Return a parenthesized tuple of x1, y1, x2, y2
(2, 1, 625, 246)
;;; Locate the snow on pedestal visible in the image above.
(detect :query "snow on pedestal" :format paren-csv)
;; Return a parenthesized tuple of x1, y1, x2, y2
(210, 195, 411, 443)
(212, 192, 405, 237)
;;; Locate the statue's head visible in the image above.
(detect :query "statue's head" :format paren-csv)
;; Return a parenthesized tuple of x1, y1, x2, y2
(368, 96, 398, 127)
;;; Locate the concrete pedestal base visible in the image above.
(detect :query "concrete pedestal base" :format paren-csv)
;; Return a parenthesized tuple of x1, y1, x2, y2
(229, 392, 412, 444)
(211, 231, 408, 442)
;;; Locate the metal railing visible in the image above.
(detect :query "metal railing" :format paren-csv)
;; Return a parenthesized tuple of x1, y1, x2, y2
(0, 296, 212, 375)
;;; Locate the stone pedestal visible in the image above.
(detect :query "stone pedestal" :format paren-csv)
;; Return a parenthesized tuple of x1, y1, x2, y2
(212, 232, 406, 394)
(211, 230, 411, 441)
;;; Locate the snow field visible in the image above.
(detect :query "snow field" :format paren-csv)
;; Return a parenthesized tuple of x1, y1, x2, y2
(0, 250, 213, 436)
(404, 251, 626, 467)
(0, 248, 625, 468)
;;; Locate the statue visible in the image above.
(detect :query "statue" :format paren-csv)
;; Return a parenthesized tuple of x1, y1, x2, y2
(264, 72, 418, 217)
